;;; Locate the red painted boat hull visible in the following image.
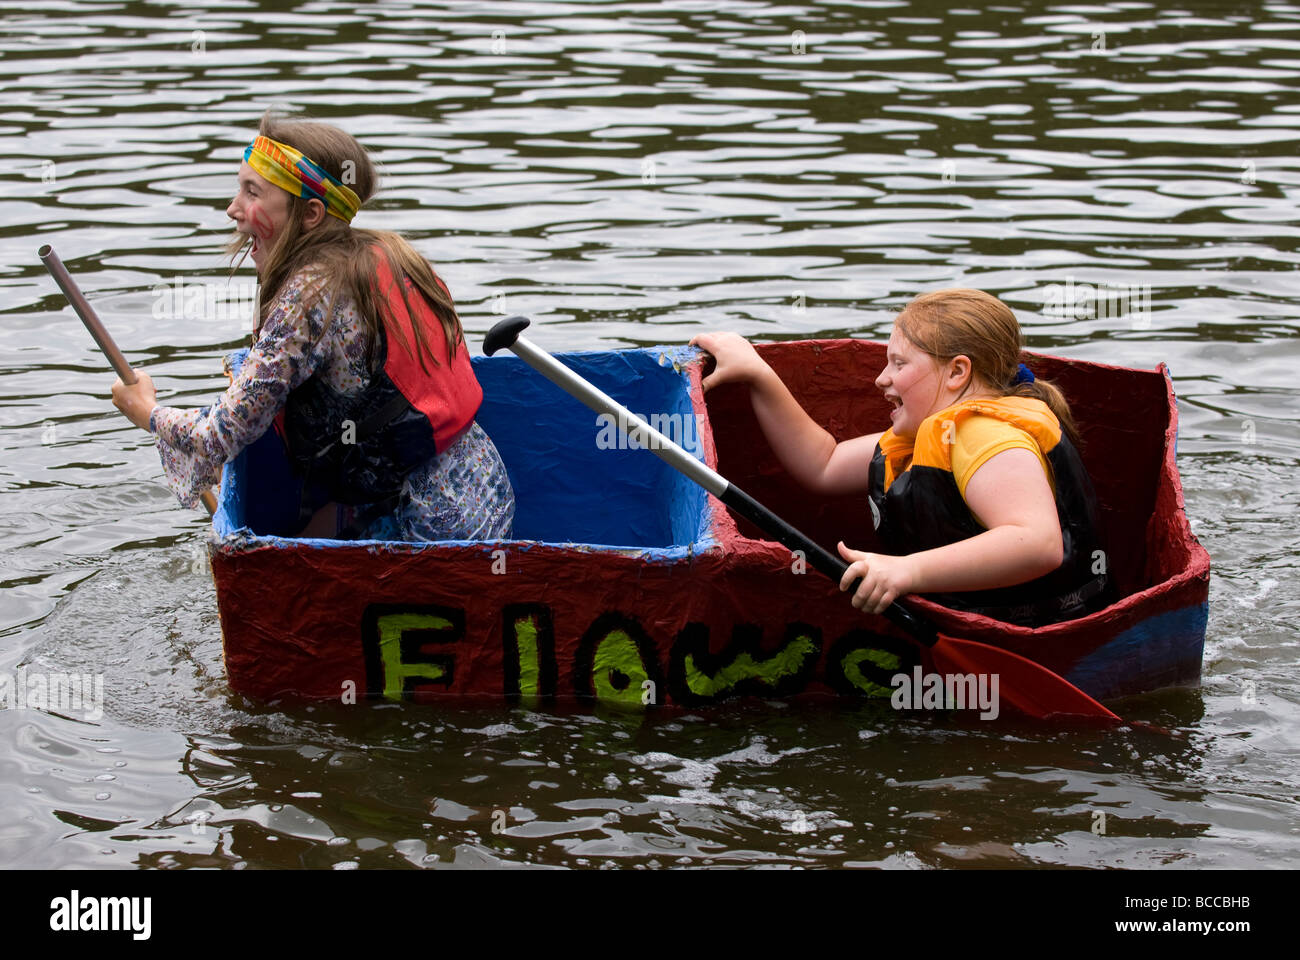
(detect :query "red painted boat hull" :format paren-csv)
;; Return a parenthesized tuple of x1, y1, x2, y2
(210, 339, 1209, 708)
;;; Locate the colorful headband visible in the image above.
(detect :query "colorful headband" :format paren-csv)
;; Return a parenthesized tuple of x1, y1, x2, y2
(243, 135, 361, 224)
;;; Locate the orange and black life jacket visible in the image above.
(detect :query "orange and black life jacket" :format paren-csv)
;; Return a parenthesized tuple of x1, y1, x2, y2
(865, 397, 1113, 626)
(281, 252, 482, 512)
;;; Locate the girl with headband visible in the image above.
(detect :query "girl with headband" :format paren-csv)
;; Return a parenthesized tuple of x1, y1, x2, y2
(691, 289, 1113, 627)
(111, 112, 515, 541)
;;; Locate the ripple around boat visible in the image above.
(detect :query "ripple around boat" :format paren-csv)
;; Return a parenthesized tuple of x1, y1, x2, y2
(208, 338, 1209, 710)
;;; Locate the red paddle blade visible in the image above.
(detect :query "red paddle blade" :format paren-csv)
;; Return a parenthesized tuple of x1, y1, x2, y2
(929, 634, 1120, 722)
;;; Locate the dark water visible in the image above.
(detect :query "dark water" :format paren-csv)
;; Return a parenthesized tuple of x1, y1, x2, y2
(1, 1, 1298, 870)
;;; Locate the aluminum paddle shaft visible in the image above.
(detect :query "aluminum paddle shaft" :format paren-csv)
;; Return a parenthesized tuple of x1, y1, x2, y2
(485, 316, 729, 498)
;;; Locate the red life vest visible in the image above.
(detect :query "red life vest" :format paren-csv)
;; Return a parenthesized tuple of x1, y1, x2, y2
(373, 253, 482, 456)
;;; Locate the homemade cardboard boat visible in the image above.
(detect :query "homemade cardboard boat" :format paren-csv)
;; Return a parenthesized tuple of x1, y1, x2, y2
(208, 339, 1209, 709)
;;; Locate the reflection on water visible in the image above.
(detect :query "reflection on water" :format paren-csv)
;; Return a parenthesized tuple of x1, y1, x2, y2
(1, 1, 1298, 869)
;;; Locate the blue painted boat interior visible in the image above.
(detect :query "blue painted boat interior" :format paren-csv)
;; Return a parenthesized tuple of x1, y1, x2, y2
(476, 346, 712, 549)
(214, 346, 715, 553)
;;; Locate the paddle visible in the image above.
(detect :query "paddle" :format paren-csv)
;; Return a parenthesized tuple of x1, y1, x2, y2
(39, 244, 218, 516)
(484, 315, 1120, 722)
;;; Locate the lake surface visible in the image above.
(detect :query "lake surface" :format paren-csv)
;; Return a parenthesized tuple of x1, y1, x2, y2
(1, 0, 1297, 870)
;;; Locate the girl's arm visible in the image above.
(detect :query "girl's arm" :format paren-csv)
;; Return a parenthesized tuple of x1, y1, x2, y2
(838, 447, 1064, 612)
(113, 274, 334, 509)
(690, 331, 880, 496)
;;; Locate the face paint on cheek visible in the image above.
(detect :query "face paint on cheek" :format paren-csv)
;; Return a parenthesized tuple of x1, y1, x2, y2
(250, 207, 275, 241)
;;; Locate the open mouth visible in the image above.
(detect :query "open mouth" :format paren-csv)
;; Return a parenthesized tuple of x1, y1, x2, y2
(235, 226, 260, 257)
(886, 395, 903, 419)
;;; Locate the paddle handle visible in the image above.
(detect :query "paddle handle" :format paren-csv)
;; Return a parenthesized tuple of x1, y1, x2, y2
(39, 245, 136, 385)
(484, 315, 938, 647)
(39, 244, 218, 517)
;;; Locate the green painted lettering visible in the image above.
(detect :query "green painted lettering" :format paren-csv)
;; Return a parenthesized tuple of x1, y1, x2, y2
(684, 633, 818, 698)
(515, 616, 540, 700)
(375, 611, 458, 701)
(841, 647, 900, 698)
(592, 630, 650, 709)
(502, 604, 557, 703)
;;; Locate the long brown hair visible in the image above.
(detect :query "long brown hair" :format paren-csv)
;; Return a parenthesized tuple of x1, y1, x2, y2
(228, 111, 462, 372)
(895, 288, 1082, 447)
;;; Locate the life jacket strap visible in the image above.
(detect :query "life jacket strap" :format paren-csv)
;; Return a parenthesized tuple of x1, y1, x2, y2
(950, 571, 1110, 624)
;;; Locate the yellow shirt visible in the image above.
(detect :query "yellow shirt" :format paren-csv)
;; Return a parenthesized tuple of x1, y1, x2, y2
(949, 414, 1054, 504)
